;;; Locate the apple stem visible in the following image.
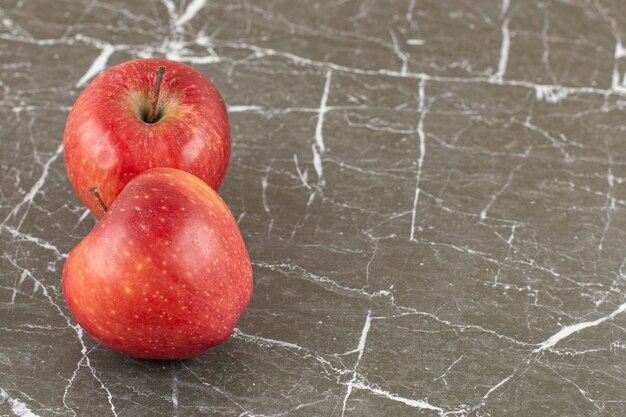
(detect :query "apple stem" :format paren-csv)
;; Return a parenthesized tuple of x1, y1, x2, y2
(147, 66, 166, 123)
(89, 187, 108, 214)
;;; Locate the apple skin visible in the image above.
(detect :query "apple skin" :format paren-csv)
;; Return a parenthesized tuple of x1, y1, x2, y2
(62, 168, 252, 359)
(64, 58, 230, 218)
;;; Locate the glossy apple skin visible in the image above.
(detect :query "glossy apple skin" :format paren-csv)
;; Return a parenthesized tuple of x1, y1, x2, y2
(62, 168, 252, 359)
(64, 58, 230, 218)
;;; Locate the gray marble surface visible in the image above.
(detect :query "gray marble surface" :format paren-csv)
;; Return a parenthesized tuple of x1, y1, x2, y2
(1, 0, 626, 416)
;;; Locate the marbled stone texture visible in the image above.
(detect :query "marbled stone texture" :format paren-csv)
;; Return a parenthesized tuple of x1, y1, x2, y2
(1, 0, 625, 416)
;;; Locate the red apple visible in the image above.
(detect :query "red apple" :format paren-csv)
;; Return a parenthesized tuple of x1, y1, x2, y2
(64, 58, 230, 218)
(62, 168, 252, 359)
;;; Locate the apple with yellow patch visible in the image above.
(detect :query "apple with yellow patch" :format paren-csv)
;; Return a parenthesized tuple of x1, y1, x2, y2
(64, 58, 230, 218)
